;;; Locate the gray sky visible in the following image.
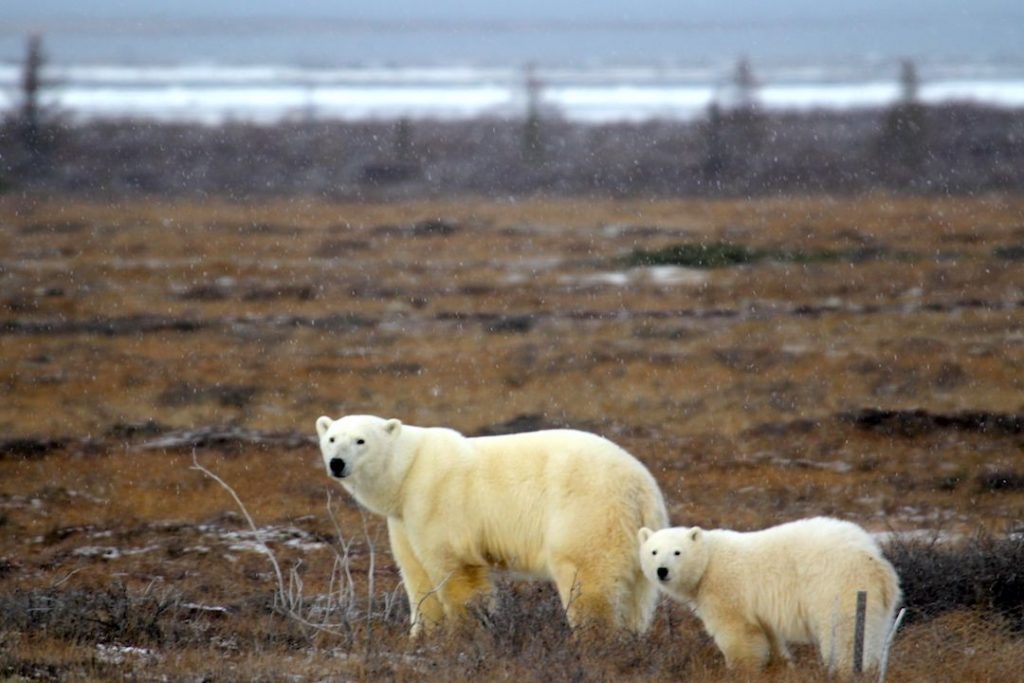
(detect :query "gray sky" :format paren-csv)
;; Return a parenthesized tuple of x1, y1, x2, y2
(2, 1, 1022, 65)
(4, 0, 1019, 20)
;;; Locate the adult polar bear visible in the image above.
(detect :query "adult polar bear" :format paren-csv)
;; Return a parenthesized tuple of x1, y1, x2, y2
(316, 414, 668, 636)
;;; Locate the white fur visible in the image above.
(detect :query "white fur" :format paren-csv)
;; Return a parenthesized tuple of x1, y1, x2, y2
(317, 414, 668, 636)
(638, 517, 901, 676)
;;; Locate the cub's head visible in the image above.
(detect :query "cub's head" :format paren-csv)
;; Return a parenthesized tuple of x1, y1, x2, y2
(315, 415, 402, 482)
(638, 526, 710, 595)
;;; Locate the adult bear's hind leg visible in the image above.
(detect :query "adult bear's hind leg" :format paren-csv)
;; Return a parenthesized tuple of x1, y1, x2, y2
(550, 557, 618, 630)
(436, 564, 494, 624)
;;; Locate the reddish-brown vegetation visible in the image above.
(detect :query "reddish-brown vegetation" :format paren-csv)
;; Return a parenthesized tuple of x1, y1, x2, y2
(1, 195, 1022, 680)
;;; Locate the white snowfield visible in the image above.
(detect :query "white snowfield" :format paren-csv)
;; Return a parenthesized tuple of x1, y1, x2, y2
(3, 62, 1024, 124)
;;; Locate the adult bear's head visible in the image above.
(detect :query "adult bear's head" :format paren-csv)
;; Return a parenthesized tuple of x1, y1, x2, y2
(315, 414, 402, 481)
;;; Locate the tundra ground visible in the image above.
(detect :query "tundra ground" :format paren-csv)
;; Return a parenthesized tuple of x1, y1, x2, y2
(1, 195, 1022, 681)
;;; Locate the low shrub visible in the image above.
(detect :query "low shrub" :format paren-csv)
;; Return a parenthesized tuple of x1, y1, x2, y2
(886, 531, 1024, 630)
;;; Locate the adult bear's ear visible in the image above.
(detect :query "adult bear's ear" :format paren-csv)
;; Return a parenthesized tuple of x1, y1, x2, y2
(690, 528, 702, 542)
(384, 418, 402, 436)
(637, 527, 653, 544)
(316, 416, 332, 438)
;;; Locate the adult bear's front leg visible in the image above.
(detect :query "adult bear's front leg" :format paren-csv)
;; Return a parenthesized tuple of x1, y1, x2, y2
(387, 517, 444, 636)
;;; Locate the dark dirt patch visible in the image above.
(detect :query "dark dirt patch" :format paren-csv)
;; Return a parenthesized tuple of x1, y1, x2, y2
(3, 425, 315, 459)
(135, 426, 314, 451)
(356, 362, 424, 377)
(624, 242, 759, 268)
(841, 408, 1024, 438)
(373, 219, 460, 238)
(994, 245, 1024, 260)
(175, 284, 230, 301)
(0, 437, 68, 459)
(18, 221, 88, 236)
(315, 238, 372, 257)
(0, 313, 375, 336)
(713, 347, 792, 374)
(976, 471, 1024, 492)
(105, 420, 172, 440)
(473, 413, 573, 436)
(623, 241, 890, 269)
(1, 316, 208, 336)
(485, 315, 537, 334)
(158, 383, 260, 409)
(742, 418, 822, 438)
(241, 285, 318, 302)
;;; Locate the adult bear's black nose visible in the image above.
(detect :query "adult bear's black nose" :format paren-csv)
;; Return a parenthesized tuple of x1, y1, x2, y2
(657, 566, 669, 581)
(329, 457, 346, 478)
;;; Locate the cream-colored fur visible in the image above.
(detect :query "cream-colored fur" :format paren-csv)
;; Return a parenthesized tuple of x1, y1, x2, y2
(638, 517, 901, 676)
(316, 414, 668, 636)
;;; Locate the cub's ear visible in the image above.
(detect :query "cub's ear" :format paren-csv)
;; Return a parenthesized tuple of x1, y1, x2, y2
(637, 527, 653, 545)
(690, 527, 703, 542)
(384, 418, 402, 435)
(316, 416, 333, 438)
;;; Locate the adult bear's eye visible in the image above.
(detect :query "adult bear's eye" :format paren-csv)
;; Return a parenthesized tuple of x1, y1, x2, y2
(674, 550, 681, 556)
(329, 437, 335, 443)
(356, 438, 365, 445)
(651, 550, 657, 555)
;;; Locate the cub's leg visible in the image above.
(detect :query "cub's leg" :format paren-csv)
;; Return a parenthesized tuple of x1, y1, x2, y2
(707, 615, 771, 671)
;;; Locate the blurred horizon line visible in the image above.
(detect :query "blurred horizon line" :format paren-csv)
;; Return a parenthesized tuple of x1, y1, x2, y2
(5, 11, 1021, 35)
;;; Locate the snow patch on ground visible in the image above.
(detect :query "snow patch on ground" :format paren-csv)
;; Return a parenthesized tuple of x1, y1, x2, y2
(564, 266, 709, 288)
(72, 545, 161, 560)
(96, 643, 158, 664)
(209, 525, 328, 554)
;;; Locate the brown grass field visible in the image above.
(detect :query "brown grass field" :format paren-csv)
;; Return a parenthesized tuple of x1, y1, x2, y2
(1, 194, 1023, 681)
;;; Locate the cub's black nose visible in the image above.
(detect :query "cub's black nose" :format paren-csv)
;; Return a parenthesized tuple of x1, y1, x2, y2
(329, 457, 346, 477)
(657, 566, 669, 581)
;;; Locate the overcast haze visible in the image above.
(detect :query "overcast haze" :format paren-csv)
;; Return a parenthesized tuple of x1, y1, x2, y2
(2, 0, 1023, 66)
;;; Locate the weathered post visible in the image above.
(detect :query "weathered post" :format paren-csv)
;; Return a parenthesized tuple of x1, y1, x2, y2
(853, 590, 867, 675)
(878, 607, 907, 683)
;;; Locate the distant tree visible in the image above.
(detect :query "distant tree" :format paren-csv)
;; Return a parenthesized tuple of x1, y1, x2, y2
(520, 63, 545, 163)
(729, 56, 759, 112)
(358, 117, 423, 189)
(876, 59, 929, 183)
(19, 35, 56, 155)
(725, 57, 766, 152)
(393, 117, 415, 162)
(898, 59, 920, 104)
(4, 34, 59, 181)
(701, 101, 726, 183)
(701, 57, 767, 188)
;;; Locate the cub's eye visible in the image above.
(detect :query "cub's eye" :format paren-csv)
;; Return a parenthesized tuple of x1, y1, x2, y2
(651, 550, 657, 555)
(329, 437, 335, 443)
(356, 438, 365, 445)
(674, 550, 681, 556)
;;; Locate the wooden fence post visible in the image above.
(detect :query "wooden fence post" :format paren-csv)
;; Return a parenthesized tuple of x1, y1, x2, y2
(878, 607, 907, 683)
(853, 590, 867, 675)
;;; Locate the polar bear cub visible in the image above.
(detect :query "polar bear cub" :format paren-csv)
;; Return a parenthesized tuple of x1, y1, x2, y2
(317, 414, 669, 636)
(638, 517, 901, 675)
